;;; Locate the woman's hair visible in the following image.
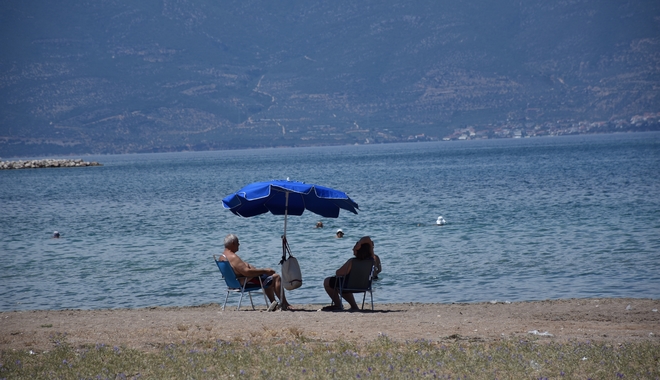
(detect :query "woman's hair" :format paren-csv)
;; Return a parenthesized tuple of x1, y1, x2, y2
(355, 243, 372, 260)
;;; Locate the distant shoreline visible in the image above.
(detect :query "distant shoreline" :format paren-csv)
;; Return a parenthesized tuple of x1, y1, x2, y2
(2, 130, 658, 159)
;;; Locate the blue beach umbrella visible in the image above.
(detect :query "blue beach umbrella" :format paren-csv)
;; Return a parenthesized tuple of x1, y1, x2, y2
(222, 179, 359, 237)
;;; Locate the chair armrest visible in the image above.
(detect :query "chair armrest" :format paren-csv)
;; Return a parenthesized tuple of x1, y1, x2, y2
(235, 275, 266, 288)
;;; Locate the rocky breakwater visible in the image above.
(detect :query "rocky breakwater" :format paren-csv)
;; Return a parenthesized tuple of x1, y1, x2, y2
(0, 158, 102, 170)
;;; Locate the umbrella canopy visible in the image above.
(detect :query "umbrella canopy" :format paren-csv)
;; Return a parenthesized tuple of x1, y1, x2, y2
(222, 179, 359, 222)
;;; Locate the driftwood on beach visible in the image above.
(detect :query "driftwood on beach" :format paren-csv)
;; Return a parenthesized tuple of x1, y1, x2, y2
(0, 159, 102, 170)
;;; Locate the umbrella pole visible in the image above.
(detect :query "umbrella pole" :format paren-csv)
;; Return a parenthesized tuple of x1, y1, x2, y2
(283, 191, 289, 237)
(280, 192, 289, 310)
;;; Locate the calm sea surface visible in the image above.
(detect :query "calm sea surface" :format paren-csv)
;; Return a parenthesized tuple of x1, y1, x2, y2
(1, 133, 659, 311)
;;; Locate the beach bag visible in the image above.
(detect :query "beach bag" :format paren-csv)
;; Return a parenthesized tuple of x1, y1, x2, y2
(282, 255, 303, 290)
(280, 237, 303, 290)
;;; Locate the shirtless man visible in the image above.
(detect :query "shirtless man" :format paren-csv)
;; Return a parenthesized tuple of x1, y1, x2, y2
(220, 234, 292, 311)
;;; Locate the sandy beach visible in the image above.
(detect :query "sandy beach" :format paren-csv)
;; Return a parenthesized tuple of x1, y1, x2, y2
(1, 298, 658, 352)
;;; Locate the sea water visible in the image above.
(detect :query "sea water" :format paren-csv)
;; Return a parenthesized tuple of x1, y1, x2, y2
(1, 132, 659, 311)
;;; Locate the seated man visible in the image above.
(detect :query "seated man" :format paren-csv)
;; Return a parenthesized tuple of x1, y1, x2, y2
(220, 233, 293, 311)
(322, 236, 375, 311)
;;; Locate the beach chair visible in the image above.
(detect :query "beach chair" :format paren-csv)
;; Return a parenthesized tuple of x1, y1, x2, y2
(336, 258, 375, 311)
(214, 255, 270, 311)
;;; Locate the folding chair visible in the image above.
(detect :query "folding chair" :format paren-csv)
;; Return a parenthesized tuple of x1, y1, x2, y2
(214, 255, 270, 311)
(337, 258, 375, 310)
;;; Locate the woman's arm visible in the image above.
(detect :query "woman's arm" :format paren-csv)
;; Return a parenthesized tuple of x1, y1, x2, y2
(336, 258, 353, 277)
(373, 254, 382, 275)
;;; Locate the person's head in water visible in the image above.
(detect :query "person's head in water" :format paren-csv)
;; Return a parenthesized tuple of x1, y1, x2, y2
(53, 231, 60, 238)
(336, 229, 344, 238)
(315, 221, 324, 228)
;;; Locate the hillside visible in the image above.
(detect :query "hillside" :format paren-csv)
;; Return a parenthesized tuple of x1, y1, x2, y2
(1, 0, 659, 156)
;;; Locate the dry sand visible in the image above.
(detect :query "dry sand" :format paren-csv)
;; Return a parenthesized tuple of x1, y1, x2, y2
(1, 298, 658, 352)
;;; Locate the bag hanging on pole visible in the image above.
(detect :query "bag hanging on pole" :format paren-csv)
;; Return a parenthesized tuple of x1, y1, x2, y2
(280, 236, 302, 290)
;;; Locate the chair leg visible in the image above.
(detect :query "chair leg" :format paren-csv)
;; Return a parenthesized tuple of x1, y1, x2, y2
(222, 291, 230, 311)
(361, 292, 366, 310)
(257, 277, 269, 309)
(248, 292, 255, 310)
(237, 291, 245, 311)
(370, 290, 374, 311)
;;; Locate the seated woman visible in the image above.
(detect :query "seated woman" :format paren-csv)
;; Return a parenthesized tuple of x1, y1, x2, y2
(322, 236, 376, 311)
